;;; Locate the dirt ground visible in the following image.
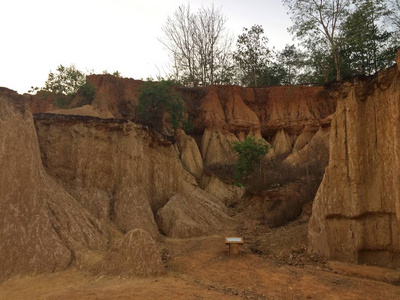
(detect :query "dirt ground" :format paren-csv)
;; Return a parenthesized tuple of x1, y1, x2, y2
(1, 205, 400, 300)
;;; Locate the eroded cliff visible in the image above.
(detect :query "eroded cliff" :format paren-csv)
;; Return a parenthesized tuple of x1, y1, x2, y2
(308, 51, 400, 268)
(31, 77, 336, 167)
(0, 89, 108, 281)
(34, 114, 182, 237)
(1, 88, 232, 282)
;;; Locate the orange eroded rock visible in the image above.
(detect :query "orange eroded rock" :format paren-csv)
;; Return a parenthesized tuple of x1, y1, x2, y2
(34, 115, 184, 238)
(0, 88, 108, 282)
(308, 60, 400, 268)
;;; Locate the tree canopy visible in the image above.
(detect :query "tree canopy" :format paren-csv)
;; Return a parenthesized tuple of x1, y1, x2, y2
(136, 80, 191, 133)
(283, 0, 350, 81)
(341, 0, 393, 76)
(159, 2, 399, 87)
(43, 64, 86, 96)
(233, 25, 272, 87)
(37, 64, 96, 108)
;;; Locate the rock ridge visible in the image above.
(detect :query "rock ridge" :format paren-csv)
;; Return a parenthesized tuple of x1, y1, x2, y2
(308, 56, 400, 268)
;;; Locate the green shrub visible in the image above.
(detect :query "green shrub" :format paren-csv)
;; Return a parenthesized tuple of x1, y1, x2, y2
(54, 95, 69, 108)
(232, 136, 270, 186)
(136, 80, 191, 133)
(77, 80, 97, 105)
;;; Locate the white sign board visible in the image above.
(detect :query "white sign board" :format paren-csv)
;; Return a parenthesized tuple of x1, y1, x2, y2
(226, 237, 243, 243)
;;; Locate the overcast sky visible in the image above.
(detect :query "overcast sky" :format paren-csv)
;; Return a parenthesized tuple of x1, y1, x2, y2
(1, 0, 293, 94)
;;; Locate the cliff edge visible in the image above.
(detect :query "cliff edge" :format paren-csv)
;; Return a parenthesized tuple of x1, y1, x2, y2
(308, 49, 400, 268)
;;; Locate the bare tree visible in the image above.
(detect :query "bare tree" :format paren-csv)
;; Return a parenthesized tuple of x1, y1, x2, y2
(159, 4, 233, 85)
(160, 4, 196, 83)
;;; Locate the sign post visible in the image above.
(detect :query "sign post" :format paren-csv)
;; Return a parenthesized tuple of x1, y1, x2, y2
(225, 237, 243, 255)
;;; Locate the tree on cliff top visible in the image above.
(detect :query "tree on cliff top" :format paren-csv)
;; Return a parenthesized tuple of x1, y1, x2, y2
(340, 0, 393, 76)
(40, 64, 96, 108)
(136, 80, 191, 133)
(233, 25, 272, 87)
(232, 136, 270, 187)
(159, 4, 233, 85)
(283, 0, 350, 81)
(43, 64, 86, 95)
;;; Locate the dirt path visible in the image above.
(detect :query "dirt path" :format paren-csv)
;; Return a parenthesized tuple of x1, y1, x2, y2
(2, 206, 400, 300)
(1, 230, 400, 300)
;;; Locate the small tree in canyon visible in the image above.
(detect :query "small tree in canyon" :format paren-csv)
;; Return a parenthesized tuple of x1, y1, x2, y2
(232, 136, 270, 186)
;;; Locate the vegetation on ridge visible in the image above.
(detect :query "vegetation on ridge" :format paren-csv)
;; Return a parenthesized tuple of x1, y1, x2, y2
(32, 64, 97, 108)
(160, 1, 399, 86)
(136, 79, 192, 133)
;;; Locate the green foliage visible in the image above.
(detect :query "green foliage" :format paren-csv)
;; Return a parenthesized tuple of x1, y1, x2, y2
(101, 70, 122, 77)
(136, 80, 190, 133)
(54, 95, 69, 108)
(41, 64, 97, 108)
(232, 136, 269, 187)
(276, 44, 305, 85)
(43, 64, 86, 96)
(387, 0, 400, 37)
(298, 38, 337, 84)
(233, 25, 272, 87)
(112, 71, 122, 77)
(341, 0, 394, 76)
(282, 0, 398, 82)
(77, 80, 97, 105)
(283, 0, 350, 81)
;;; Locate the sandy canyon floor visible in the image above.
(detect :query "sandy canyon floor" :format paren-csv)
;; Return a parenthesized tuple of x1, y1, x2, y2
(1, 207, 400, 300)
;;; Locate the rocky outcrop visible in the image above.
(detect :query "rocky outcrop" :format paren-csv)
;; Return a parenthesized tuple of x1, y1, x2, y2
(201, 129, 239, 165)
(156, 182, 232, 238)
(30, 75, 143, 119)
(200, 175, 244, 207)
(34, 114, 184, 238)
(1, 87, 233, 281)
(175, 129, 204, 179)
(191, 85, 335, 165)
(34, 113, 233, 240)
(84, 75, 143, 119)
(31, 78, 335, 167)
(0, 88, 108, 282)
(308, 58, 400, 268)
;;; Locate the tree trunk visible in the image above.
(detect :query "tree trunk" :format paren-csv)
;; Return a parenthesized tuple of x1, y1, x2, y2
(332, 45, 341, 81)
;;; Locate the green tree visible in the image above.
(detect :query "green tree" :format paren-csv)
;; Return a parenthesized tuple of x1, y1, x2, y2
(232, 136, 270, 187)
(283, 0, 350, 81)
(41, 64, 96, 108)
(256, 62, 287, 86)
(276, 44, 304, 84)
(233, 25, 272, 87)
(136, 80, 190, 133)
(298, 38, 337, 84)
(77, 80, 97, 105)
(43, 64, 86, 95)
(341, 0, 393, 76)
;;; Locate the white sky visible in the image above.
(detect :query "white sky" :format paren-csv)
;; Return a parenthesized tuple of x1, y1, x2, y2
(1, 0, 293, 94)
